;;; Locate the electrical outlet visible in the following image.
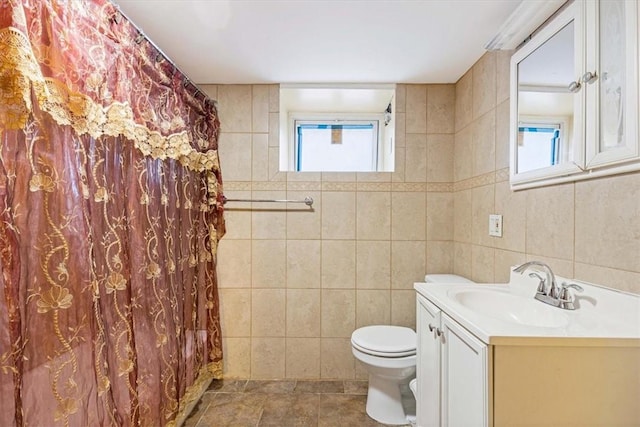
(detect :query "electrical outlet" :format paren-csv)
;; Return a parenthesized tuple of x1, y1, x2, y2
(489, 214, 503, 237)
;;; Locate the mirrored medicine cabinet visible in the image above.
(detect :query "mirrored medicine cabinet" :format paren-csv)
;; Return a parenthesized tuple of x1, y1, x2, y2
(510, 0, 640, 190)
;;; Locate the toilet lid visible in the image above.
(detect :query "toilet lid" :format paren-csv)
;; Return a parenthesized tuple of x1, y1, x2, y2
(351, 325, 416, 357)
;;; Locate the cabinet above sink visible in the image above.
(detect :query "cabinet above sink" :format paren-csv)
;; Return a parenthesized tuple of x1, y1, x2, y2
(510, 0, 640, 190)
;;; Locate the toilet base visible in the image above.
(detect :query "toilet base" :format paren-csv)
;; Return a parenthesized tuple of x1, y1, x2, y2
(365, 374, 415, 425)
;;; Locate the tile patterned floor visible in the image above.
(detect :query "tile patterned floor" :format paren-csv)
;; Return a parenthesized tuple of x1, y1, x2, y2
(184, 379, 412, 427)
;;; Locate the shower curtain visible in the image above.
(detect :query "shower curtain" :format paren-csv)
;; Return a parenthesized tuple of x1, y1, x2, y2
(0, 0, 225, 425)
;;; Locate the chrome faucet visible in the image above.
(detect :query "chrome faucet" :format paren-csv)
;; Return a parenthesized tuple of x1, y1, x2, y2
(513, 261, 583, 310)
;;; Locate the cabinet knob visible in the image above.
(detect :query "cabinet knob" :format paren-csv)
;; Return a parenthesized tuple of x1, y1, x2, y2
(582, 71, 598, 84)
(568, 80, 581, 93)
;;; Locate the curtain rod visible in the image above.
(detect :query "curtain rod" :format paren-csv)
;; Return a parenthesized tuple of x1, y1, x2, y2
(110, 1, 216, 107)
(222, 196, 314, 207)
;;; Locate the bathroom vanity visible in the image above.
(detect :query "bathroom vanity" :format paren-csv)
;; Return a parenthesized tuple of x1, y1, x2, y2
(414, 270, 640, 427)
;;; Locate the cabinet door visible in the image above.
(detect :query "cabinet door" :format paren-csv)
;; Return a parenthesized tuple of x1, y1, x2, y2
(585, 0, 639, 168)
(441, 314, 489, 427)
(416, 295, 441, 427)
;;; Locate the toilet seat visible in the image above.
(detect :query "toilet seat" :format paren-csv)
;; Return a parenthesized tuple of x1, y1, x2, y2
(351, 325, 416, 358)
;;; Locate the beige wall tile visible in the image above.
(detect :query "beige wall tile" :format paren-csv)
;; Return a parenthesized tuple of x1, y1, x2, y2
(269, 146, 285, 181)
(223, 337, 251, 378)
(454, 189, 472, 242)
(392, 192, 426, 240)
(218, 85, 252, 132)
(471, 245, 495, 283)
(269, 84, 279, 112)
(454, 125, 473, 182)
(455, 70, 473, 132)
(427, 192, 454, 241)
(287, 191, 321, 239)
(356, 241, 391, 289)
(268, 112, 280, 147)
(286, 240, 321, 289)
(251, 338, 285, 379)
(426, 241, 454, 274)
(453, 242, 472, 279)
(252, 240, 286, 288)
(356, 192, 391, 240)
(495, 99, 511, 171)
(321, 289, 356, 337)
(494, 181, 525, 252)
(217, 239, 251, 288)
(471, 185, 495, 247)
(472, 110, 496, 176)
(218, 133, 252, 181)
(575, 173, 640, 272)
(356, 172, 391, 182)
(321, 192, 356, 239)
(321, 240, 356, 289)
(494, 249, 526, 283)
(395, 112, 406, 148)
(356, 290, 391, 328)
(286, 338, 320, 379)
(220, 289, 251, 337)
(427, 84, 455, 134)
(405, 133, 428, 183)
(221, 190, 252, 239)
(406, 84, 427, 133)
(322, 172, 356, 182)
(574, 263, 640, 294)
(252, 85, 270, 133)
(526, 184, 574, 261)
(199, 84, 217, 100)
(288, 172, 321, 182)
(391, 290, 417, 329)
(286, 289, 321, 337)
(392, 147, 406, 183)
(252, 191, 287, 239)
(395, 84, 406, 113)
(391, 241, 426, 290)
(252, 289, 285, 337)
(496, 50, 513, 105)
(525, 254, 574, 278)
(472, 53, 496, 119)
(427, 134, 454, 183)
(320, 338, 355, 379)
(252, 133, 269, 182)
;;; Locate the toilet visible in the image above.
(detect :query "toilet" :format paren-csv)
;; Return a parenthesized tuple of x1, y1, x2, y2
(351, 273, 475, 425)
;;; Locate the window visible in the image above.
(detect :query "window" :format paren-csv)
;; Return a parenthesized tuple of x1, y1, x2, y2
(280, 85, 395, 172)
(517, 122, 562, 172)
(293, 117, 381, 172)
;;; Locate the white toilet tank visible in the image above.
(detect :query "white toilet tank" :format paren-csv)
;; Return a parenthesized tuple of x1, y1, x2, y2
(424, 274, 475, 284)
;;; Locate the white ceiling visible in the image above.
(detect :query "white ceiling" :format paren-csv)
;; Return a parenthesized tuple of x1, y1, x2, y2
(114, 0, 522, 85)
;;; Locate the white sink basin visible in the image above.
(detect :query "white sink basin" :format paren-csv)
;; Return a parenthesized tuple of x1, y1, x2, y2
(450, 288, 570, 328)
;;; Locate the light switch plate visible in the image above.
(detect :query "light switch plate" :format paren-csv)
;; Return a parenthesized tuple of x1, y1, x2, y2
(489, 214, 503, 237)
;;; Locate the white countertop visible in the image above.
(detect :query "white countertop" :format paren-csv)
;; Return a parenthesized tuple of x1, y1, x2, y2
(414, 272, 640, 347)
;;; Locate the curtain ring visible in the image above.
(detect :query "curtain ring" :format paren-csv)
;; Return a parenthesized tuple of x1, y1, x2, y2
(111, 12, 122, 25)
(155, 53, 163, 63)
(135, 33, 144, 44)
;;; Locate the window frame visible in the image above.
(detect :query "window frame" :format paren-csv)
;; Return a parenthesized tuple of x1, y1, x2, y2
(288, 112, 385, 172)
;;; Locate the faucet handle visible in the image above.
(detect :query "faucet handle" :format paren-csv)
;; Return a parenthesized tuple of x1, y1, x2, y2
(528, 272, 546, 294)
(559, 282, 584, 310)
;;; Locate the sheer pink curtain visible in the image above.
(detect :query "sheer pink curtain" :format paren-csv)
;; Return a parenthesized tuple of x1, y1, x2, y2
(0, 1, 225, 425)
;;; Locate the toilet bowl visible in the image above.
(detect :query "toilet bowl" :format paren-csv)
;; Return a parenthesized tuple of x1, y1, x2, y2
(351, 325, 416, 425)
(352, 274, 474, 425)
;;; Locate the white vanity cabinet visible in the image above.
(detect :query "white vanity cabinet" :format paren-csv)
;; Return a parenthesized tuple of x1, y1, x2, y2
(416, 295, 489, 427)
(415, 279, 640, 427)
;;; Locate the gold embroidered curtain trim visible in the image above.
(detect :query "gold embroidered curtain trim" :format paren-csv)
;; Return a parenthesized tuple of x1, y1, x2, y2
(0, 27, 221, 176)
